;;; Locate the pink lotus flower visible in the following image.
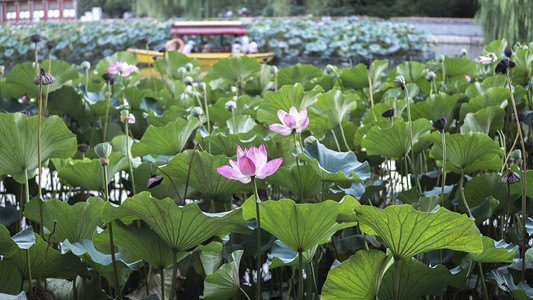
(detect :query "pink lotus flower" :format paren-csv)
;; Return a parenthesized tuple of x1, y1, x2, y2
(108, 61, 138, 77)
(269, 106, 309, 136)
(217, 144, 283, 184)
(477, 53, 497, 64)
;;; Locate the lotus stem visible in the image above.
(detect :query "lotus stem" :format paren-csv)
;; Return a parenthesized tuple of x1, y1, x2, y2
(330, 129, 341, 152)
(297, 250, 304, 300)
(440, 132, 447, 204)
(393, 258, 401, 300)
(252, 177, 262, 300)
(202, 92, 211, 134)
(367, 68, 377, 121)
(103, 83, 111, 142)
(459, 168, 473, 218)
(169, 252, 178, 300)
(404, 85, 422, 195)
(338, 122, 350, 151)
(37, 77, 44, 237)
(23, 169, 33, 299)
(26, 248, 33, 299)
(160, 267, 166, 300)
(478, 262, 489, 300)
(37, 220, 57, 286)
(43, 55, 51, 116)
(240, 287, 252, 300)
(102, 164, 122, 300)
(504, 72, 528, 281)
(293, 134, 304, 201)
(124, 122, 136, 196)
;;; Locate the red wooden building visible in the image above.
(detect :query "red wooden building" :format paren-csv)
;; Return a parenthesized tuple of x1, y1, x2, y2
(0, 0, 77, 23)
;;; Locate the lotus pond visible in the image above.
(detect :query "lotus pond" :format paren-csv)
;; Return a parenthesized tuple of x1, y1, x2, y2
(0, 38, 533, 300)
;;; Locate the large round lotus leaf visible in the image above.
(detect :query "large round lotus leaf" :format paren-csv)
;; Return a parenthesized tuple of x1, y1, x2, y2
(203, 250, 243, 300)
(0, 225, 34, 258)
(296, 139, 370, 183)
(339, 63, 369, 90)
(378, 257, 465, 300)
(5, 60, 79, 99)
(410, 93, 462, 128)
(57, 152, 129, 191)
(204, 55, 261, 84)
(132, 118, 200, 157)
(162, 150, 247, 202)
(361, 118, 433, 159)
(267, 240, 317, 268)
(459, 87, 508, 120)
(396, 61, 427, 83)
(322, 250, 393, 300)
(443, 56, 476, 78)
(256, 83, 321, 126)
(47, 86, 92, 122)
(429, 131, 503, 174)
(470, 236, 517, 263)
(277, 64, 322, 88)
(242, 195, 359, 252)
(269, 164, 320, 201)
(154, 51, 201, 80)
(24, 197, 105, 243)
(307, 89, 358, 137)
(0, 113, 77, 183)
(101, 192, 249, 251)
(460, 106, 505, 134)
(339, 205, 483, 260)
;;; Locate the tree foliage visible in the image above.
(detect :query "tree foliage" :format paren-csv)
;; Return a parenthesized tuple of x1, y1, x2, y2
(479, 0, 533, 45)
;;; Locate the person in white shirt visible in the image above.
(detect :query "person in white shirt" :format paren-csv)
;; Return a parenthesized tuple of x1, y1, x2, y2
(248, 38, 258, 54)
(241, 35, 250, 53)
(232, 40, 242, 54)
(182, 41, 195, 54)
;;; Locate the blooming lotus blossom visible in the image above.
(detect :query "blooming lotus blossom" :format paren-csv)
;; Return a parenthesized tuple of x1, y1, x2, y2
(269, 106, 309, 136)
(107, 61, 138, 77)
(477, 53, 497, 64)
(217, 144, 283, 184)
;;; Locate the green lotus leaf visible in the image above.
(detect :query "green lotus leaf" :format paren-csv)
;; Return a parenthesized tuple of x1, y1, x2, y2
(47, 86, 92, 121)
(82, 91, 122, 116)
(62, 239, 139, 288)
(199, 130, 262, 157)
(209, 95, 259, 127)
(203, 250, 244, 300)
(378, 257, 465, 300)
(481, 39, 507, 57)
(242, 195, 359, 252)
(362, 118, 433, 159)
(101, 192, 249, 251)
(464, 76, 507, 99)
(307, 89, 358, 137)
(471, 236, 517, 263)
(0, 204, 18, 227)
(464, 173, 507, 211)
(296, 139, 370, 183)
(5, 60, 79, 98)
(526, 248, 533, 265)
(204, 55, 261, 85)
(0, 261, 22, 295)
(131, 118, 200, 157)
(267, 240, 317, 269)
(122, 86, 152, 110)
(10, 233, 88, 280)
(396, 61, 427, 83)
(0, 113, 77, 183)
(322, 249, 393, 300)
(227, 115, 257, 134)
(510, 170, 533, 200)
(429, 131, 504, 174)
(460, 106, 505, 134)
(344, 205, 483, 259)
(510, 48, 533, 85)
(24, 197, 105, 243)
(410, 93, 462, 128)
(471, 196, 500, 225)
(162, 150, 246, 202)
(269, 164, 320, 201)
(0, 225, 34, 257)
(460, 87, 509, 120)
(488, 267, 533, 299)
(147, 105, 187, 127)
(256, 83, 321, 126)
(57, 152, 129, 190)
(443, 56, 476, 78)
(276, 64, 322, 88)
(339, 63, 369, 90)
(154, 51, 201, 80)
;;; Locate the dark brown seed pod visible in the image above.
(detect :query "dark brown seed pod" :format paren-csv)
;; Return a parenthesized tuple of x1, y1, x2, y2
(77, 145, 90, 153)
(501, 170, 521, 184)
(30, 34, 42, 43)
(432, 118, 447, 132)
(504, 48, 513, 58)
(33, 68, 56, 85)
(147, 175, 164, 188)
(102, 72, 114, 82)
(495, 59, 516, 74)
(46, 42, 54, 50)
(381, 108, 395, 118)
(141, 37, 150, 44)
(362, 58, 373, 69)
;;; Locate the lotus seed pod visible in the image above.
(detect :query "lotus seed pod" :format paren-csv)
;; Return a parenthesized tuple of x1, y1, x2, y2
(94, 143, 112, 158)
(177, 67, 186, 76)
(225, 100, 237, 111)
(382, 108, 395, 118)
(487, 52, 498, 62)
(304, 136, 317, 147)
(147, 175, 164, 188)
(393, 75, 406, 89)
(33, 68, 56, 85)
(184, 76, 194, 85)
(425, 71, 436, 82)
(432, 118, 447, 132)
(523, 45, 529, 51)
(99, 157, 109, 166)
(502, 170, 520, 184)
(46, 42, 54, 50)
(495, 59, 516, 74)
(30, 34, 41, 43)
(325, 64, 336, 74)
(271, 66, 278, 76)
(198, 82, 207, 93)
(436, 55, 445, 63)
(185, 63, 193, 71)
(191, 106, 203, 117)
(81, 61, 91, 70)
(77, 145, 90, 153)
(504, 48, 513, 58)
(362, 58, 373, 69)
(460, 48, 468, 56)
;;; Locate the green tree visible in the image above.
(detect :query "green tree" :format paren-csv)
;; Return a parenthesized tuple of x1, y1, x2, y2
(479, 0, 533, 44)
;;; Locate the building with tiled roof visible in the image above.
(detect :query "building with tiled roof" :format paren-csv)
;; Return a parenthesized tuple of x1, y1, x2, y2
(0, 0, 77, 23)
